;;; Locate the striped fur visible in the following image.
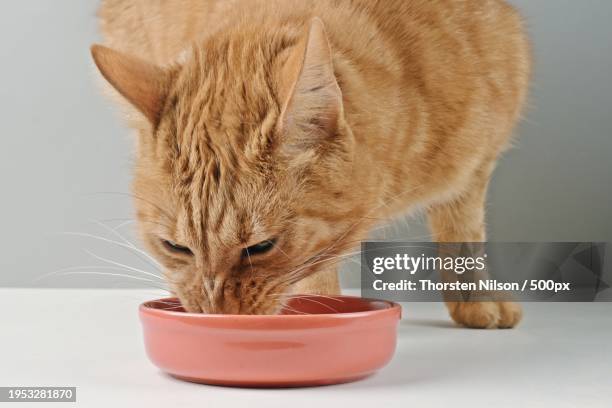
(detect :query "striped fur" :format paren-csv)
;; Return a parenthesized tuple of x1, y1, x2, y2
(93, 0, 530, 327)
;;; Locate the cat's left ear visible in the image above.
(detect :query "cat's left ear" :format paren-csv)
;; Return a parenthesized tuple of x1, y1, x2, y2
(91, 45, 173, 127)
(278, 18, 344, 151)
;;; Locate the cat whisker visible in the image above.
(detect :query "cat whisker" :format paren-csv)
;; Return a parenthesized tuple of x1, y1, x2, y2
(106, 219, 136, 230)
(94, 218, 171, 230)
(279, 303, 310, 315)
(284, 185, 427, 281)
(112, 290, 173, 305)
(282, 241, 373, 278)
(274, 244, 291, 260)
(309, 242, 430, 267)
(83, 249, 167, 282)
(244, 248, 255, 275)
(33, 265, 156, 283)
(89, 219, 137, 246)
(287, 296, 340, 313)
(89, 219, 163, 268)
(85, 191, 175, 221)
(38, 270, 168, 289)
(113, 216, 173, 230)
(56, 231, 162, 272)
(282, 242, 435, 284)
(283, 257, 352, 283)
(304, 242, 436, 272)
(270, 293, 346, 303)
(95, 217, 136, 225)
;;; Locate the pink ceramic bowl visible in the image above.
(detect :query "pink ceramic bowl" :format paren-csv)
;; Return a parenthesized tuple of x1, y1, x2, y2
(139, 295, 401, 387)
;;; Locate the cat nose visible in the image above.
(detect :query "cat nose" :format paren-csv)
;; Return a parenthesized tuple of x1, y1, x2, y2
(201, 297, 241, 314)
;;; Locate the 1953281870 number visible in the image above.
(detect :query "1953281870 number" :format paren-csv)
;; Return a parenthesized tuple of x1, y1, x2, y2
(0, 387, 76, 402)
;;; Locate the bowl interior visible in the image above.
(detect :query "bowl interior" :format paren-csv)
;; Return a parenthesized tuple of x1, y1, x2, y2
(143, 295, 394, 316)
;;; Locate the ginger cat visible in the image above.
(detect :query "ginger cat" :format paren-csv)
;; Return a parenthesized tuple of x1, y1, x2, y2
(92, 0, 530, 328)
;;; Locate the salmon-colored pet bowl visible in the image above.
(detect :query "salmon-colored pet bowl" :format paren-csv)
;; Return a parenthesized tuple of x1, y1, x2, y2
(139, 295, 401, 387)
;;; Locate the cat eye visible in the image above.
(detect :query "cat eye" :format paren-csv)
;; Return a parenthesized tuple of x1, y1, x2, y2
(161, 239, 193, 256)
(242, 239, 277, 258)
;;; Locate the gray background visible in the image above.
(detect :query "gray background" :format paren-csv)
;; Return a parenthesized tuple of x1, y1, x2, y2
(1, 0, 610, 288)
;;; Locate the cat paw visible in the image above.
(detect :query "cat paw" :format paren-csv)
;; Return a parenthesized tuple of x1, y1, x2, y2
(447, 301, 522, 329)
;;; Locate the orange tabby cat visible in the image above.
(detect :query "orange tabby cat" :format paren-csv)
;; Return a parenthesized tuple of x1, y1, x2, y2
(92, 0, 530, 328)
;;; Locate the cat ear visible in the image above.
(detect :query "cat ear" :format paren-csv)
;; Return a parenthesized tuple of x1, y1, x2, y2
(91, 44, 172, 126)
(279, 18, 343, 151)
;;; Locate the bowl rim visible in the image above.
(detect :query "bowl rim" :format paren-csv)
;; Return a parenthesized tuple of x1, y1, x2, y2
(139, 294, 401, 322)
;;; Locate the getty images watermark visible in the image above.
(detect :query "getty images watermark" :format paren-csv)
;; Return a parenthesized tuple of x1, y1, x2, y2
(361, 242, 611, 302)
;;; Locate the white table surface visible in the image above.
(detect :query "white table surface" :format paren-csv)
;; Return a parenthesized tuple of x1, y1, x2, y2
(1, 288, 611, 408)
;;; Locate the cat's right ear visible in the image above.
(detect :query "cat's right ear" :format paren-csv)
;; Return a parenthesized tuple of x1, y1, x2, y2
(277, 18, 344, 152)
(90, 45, 173, 126)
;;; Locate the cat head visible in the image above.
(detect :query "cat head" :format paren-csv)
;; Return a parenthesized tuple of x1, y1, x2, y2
(91, 19, 368, 314)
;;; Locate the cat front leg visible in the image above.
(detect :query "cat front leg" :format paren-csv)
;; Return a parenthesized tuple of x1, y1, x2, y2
(426, 162, 522, 329)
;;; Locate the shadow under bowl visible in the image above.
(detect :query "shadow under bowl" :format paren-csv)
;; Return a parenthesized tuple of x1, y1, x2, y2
(139, 295, 401, 387)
